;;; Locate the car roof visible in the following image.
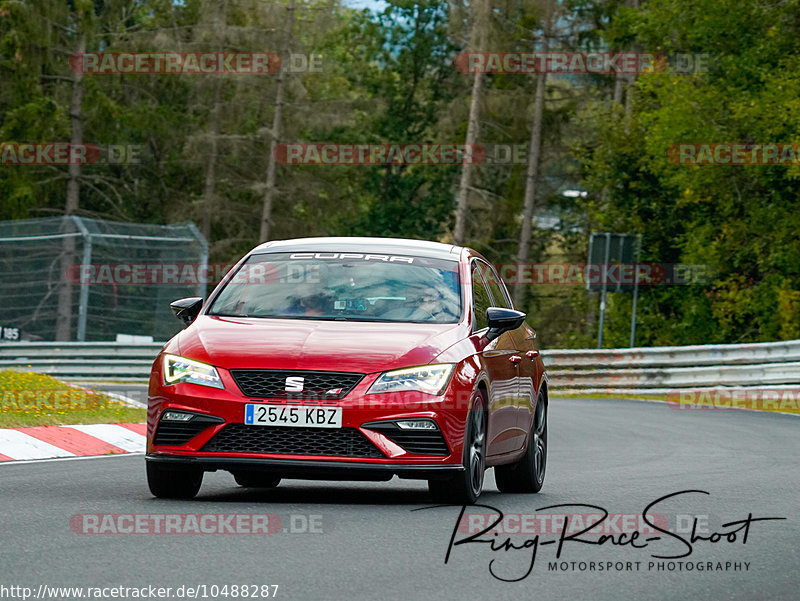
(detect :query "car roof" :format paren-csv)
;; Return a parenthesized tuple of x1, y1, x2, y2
(251, 237, 463, 261)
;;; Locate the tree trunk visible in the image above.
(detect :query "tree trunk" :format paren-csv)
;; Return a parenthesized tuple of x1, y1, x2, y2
(55, 28, 86, 341)
(613, 0, 640, 112)
(453, 0, 489, 245)
(260, 0, 295, 243)
(200, 0, 227, 241)
(613, 72, 625, 105)
(513, 37, 548, 308)
(201, 77, 222, 240)
(625, 0, 642, 115)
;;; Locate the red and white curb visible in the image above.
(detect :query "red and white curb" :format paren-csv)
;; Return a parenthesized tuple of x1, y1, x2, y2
(0, 423, 145, 462)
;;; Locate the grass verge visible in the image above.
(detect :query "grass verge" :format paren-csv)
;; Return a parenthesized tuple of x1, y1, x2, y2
(552, 391, 668, 402)
(552, 390, 800, 414)
(0, 370, 146, 428)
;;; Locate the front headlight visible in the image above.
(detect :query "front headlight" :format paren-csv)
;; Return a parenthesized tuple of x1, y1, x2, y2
(367, 364, 455, 396)
(163, 354, 224, 389)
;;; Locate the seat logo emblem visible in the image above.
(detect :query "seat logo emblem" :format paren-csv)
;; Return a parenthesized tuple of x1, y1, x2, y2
(285, 376, 305, 392)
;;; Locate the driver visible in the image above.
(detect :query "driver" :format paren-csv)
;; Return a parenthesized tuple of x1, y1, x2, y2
(282, 264, 332, 316)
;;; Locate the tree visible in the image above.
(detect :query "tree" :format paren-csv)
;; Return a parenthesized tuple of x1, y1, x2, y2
(453, 0, 489, 244)
(514, 1, 557, 308)
(576, 0, 800, 345)
(260, 0, 295, 243)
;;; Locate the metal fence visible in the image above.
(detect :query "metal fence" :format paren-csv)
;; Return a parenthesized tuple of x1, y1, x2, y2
(2, 339, 800, 389)
(0, 216, 207, 342)
(543, 340, 800, 390)
(0, 341, 163, 380)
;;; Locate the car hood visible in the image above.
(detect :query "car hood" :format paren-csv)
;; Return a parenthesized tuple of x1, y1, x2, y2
(171, 315, 466, 374)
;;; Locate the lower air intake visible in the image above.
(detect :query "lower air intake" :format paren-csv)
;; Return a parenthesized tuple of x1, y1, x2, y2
(202, 424, 384, 458)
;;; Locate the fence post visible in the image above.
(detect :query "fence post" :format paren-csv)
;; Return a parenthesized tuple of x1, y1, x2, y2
(597, 233, 611, 348)
(187, 222, 209, 299)
(630, 234, 641, 347)
(72, 216, 91, 342)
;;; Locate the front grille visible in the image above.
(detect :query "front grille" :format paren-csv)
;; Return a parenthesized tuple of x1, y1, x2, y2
(153, 414, 223, 446)
(202, 424, 384, 458)
(363, 422, 450, 456)
(230, 370, 364, 400)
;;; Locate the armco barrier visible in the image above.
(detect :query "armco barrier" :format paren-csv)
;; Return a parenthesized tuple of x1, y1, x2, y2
(1, 339, 800, 389)
(543, 339, 800, 368)
(0, 342, 163, 381)
(542, 340, 800, 389)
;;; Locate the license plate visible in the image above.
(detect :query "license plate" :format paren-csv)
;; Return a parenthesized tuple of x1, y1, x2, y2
(244, 404, 342, 428)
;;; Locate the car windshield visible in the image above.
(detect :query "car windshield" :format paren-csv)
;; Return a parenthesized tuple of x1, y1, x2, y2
(208, 252, 462, 323)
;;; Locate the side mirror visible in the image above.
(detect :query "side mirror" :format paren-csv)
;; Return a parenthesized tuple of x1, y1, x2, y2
(486, 307, 526, 341)
(170, 297, 204, 326)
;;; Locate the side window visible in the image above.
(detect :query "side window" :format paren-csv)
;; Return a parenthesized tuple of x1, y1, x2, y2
(481, 262, 513, 309)
(471, 263, 492, 330)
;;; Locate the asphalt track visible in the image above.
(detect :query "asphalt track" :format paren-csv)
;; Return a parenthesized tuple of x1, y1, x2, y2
(1, 395, 797, 601)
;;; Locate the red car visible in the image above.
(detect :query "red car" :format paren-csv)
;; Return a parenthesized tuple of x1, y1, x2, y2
(146, 237, 548, 502)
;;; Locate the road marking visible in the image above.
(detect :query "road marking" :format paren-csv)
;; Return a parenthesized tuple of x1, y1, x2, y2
(0, 430, 76, 460)
(0, 452, 143, 466)
(100, 390, 147, 409)
(21, 426, 127, 456)
(67, 424, 146, 452)
(118, 422, 147, 436)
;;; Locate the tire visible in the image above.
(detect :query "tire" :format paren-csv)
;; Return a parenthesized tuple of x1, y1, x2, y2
(146, 462, 203, 499)
(232, 472, 281, 488)
(495, 391, 546, 494)
(428, 390, 487, 504)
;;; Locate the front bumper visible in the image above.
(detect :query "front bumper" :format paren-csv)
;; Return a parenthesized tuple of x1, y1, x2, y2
(147, 363, 472, 475)
(145, 454, 464, 481)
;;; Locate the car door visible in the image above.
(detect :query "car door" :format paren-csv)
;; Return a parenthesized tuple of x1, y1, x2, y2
(513, 320, 542, 435)
(479, 261, 531, 448)
(471, 261, 525, 456)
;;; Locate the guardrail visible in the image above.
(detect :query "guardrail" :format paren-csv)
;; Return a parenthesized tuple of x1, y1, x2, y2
(0, 342, 163, 381)
(542, 340, 800, 390)
(2, 339, 800, 390)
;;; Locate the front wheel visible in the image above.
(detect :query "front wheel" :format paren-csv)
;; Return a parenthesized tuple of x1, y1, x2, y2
(495, 391, 546, 493)
(428, 390, 486, 504)
(146, 462, 203, 499)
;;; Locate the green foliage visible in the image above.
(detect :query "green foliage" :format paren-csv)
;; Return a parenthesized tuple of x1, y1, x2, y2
(574, 0, 800, 346)
(1, 0, 798, 347)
